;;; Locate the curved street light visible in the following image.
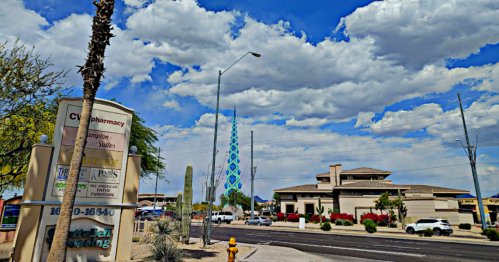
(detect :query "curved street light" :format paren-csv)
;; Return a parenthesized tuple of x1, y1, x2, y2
(207, 52, 261, 244)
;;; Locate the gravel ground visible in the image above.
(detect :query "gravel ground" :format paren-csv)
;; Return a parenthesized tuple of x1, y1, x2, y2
(130, 241, 253, 262)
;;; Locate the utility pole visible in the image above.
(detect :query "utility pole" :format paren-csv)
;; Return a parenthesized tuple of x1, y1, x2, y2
(458, 93, 487, 229)
(153, 147, 160, 215)
(251, 131, 254, 219)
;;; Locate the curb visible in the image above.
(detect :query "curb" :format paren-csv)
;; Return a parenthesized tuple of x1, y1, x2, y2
(223, 224, 499, 246)
(238, 247, 258, 262)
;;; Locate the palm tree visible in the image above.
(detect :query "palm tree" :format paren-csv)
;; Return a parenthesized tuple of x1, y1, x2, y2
(47, 1, 115, 261)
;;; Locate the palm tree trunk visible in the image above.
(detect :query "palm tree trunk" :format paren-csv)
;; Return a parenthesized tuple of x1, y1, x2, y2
(47, 1, 115, 261)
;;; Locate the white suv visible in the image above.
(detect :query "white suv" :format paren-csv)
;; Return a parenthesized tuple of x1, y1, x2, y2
(405, 218, 453, 236)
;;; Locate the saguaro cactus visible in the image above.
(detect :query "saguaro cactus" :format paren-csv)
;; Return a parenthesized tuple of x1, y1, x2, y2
(181, 165, 193, 244)
(316, 197, 324, 226)
(176, 192, 182, 221)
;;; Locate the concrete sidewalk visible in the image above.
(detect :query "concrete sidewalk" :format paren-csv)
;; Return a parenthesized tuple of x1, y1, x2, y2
(198, 237, 377, 262)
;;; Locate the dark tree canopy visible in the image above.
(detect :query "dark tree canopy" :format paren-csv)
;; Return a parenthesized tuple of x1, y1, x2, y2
(219, 191, 258, 211)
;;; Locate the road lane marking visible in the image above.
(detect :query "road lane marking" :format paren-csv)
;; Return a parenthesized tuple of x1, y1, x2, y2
(372, 244, 420, 250)
(273, 241, 426, 257)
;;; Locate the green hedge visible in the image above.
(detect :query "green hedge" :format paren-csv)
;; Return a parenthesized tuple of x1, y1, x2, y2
(458, 223, 471, 230)
(364, 221, 377, 233)
(481, 229, 499, 241)
(321, 222, 332, 231)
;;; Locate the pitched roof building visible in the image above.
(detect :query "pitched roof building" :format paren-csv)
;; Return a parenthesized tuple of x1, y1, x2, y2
(273, 164, 485, 225)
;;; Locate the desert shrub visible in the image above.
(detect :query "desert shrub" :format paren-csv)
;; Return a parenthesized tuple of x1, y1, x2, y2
(364, 221, 377, 233)
(481, 229, 499, 241)
(388, 222, 398, 228)
(321, 222, 332, 231)
(287, 213, 300, 222)
(363, 219, 374, 225)
(277, 213, 285, 221)
(335, 219, 344, 225)
(147, 242, 184, 262)
(361, 213, 379, 224)
(132, 237, 141, 242)
(146, 218, 184, 262)
(326, 218, 331, 223)
(377, 221, 388, 227)
(342, 220, 354, 226)
(458, 223, 472, 230)
(423, 228, 434, 237)
(272, 218, 277, 222)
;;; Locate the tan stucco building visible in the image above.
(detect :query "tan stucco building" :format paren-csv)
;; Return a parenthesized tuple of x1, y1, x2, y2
(137, 193, 177, 207)
(274, 164, 475, 225)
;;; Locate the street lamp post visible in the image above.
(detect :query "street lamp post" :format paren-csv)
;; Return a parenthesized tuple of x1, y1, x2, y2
(207, 52, 261, 244)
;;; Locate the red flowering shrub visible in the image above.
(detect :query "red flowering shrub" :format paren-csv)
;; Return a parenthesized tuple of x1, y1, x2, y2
(287, 213, 300, 222)
(310, 215, 327, 223)
(277, 213, 285, 221)
(378, 214, 391, 223)
(329, 213, 340, 222)
(361, 213, 379, 224)
(330, 213, 354, 222)
(338, 213, 354, 222)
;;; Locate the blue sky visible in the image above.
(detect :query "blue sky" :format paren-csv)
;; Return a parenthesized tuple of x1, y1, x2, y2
(2, 0, 499, 201)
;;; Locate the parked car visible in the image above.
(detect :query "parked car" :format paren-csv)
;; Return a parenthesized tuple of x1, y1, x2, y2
(206, 211, 234, 224)
(191, 211, 207, 219)
(405, 218, 453, 236)
(245, 216, 272, 226)
(141, 213, 160, 221)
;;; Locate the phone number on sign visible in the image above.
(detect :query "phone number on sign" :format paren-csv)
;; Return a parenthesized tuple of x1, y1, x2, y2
(50, 207, 116, 216)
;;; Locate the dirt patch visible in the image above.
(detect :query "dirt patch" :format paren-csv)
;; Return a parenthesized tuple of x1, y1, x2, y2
(130, 241, 253, 262)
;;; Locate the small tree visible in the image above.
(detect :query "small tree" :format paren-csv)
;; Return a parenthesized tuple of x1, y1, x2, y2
(0, 40, 70, 193)
(374, 191, 390, 215)
(316, 197, 324, 226)
(273, 193, 281, 215)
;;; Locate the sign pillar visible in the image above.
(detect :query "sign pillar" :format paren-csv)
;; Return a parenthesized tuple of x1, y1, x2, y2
(12, 97, 140, 262)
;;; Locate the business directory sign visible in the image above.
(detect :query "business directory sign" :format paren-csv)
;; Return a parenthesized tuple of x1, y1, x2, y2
(31, 98, 134, 262)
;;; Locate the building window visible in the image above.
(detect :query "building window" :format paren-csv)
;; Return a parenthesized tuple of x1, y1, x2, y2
(301, 194, 305, 197)
(310, 194, 314, 198)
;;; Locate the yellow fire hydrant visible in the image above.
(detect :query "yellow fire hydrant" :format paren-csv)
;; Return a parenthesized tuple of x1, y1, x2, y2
(226, 237, 239, 262)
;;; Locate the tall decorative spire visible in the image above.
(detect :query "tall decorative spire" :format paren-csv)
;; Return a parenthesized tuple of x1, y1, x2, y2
(225, 106, 241, 196)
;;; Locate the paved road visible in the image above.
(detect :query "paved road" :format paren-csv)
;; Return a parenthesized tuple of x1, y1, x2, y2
(190, 226, 498, 261)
